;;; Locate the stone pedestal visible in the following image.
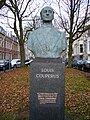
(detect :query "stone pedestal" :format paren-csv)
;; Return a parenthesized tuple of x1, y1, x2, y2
(30, 58, 65, 120)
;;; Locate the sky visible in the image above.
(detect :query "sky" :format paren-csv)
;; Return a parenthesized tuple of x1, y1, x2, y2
(0, 0, 58, 34)
(0, 0, 89, 35)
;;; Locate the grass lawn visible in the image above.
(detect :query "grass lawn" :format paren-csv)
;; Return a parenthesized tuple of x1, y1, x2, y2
(0, 67, 90, 120)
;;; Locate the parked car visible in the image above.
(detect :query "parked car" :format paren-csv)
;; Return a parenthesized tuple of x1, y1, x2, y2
(14, 59, 33, 68)
(72, 60, 82, 68)
(0, 59, 11, 72)
(77, 60, 85, 70)
(11, 59, 20, 69)
(79, 60, 90, 72)
(25, 59, 33, 66)
(16, 60, 21, 68)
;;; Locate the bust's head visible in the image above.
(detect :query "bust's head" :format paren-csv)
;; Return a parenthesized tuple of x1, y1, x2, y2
(40, 6, 54, 22)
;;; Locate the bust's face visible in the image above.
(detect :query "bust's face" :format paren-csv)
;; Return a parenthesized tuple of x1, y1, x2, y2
(41, 7, 54, 22)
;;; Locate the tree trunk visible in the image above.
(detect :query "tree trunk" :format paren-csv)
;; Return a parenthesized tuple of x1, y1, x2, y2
(68, 39, 73, 67)
(0, 0, 6, 9)
(19, 40, 25, 67)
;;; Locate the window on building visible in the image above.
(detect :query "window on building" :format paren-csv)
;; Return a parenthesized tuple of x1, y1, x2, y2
(74, 44, 78, 55)
(0, 38, 2, 46)
(6, 41, 11, 49)
(0, 53, 2, 59)
(80, 44, 83, 53)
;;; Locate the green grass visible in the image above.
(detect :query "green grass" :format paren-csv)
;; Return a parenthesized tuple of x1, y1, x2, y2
(0, 67, 90, 120)
(65, 68, 90, 120)
(0, 113, 16, 120)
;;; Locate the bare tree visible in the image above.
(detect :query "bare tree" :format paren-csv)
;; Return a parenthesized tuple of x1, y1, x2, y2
(24, 16, 41, 40)
(0, 0, 40, 67)
(52, 0, 90, 67)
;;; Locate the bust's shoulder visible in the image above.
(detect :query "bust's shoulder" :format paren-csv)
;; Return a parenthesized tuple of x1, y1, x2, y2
(52, 27, 65, 35)
(30, 25, 65, 36)
(30, 27, 42, 35)
(52, 27, 64, 32)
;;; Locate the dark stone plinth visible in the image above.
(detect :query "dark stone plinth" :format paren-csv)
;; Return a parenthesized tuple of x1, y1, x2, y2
(30, 58, 65, 120)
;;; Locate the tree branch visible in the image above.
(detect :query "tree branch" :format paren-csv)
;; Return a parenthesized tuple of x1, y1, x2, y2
(0, 13, 14, 19)
(21, 0, 31, 17)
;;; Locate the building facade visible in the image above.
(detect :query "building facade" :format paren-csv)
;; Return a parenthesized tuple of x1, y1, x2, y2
(72, 29, 90, 60)
(0, 26, 20, 60)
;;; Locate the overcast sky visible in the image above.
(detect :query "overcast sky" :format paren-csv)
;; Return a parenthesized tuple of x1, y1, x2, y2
(0, 0, 89, 35)
(0, 0, 59, 34)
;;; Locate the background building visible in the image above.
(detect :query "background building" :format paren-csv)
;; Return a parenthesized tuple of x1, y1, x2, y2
(72, 29, 90, 60)
(0, 26, 20, 60)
